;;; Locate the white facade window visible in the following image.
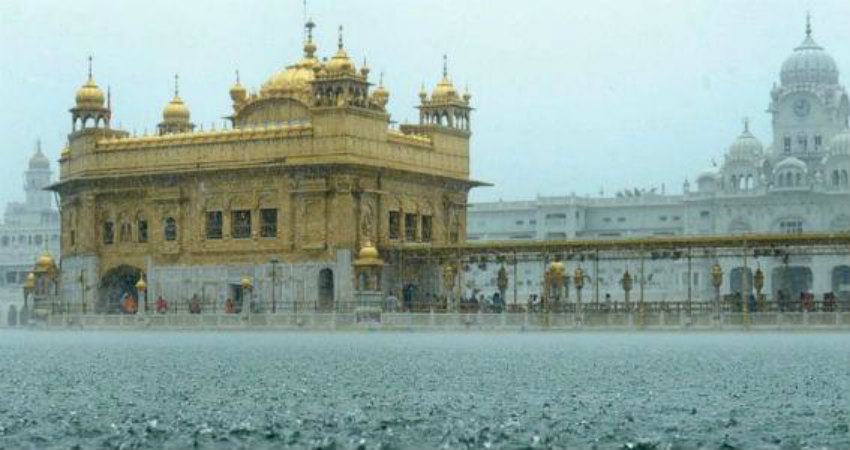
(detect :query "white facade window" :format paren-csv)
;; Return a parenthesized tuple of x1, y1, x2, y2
(797, 136, 807, 152)
(779, 220, 803, 234)
(784, 137, 791, 153)
(814, 135, 822, 151)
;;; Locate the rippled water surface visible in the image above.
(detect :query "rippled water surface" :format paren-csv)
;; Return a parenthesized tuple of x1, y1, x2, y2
(0, 331, 848, 450)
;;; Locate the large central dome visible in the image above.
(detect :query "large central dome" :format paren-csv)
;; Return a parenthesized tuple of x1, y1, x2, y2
(780, 19, 839, 86)
(260, 55, 317, 98)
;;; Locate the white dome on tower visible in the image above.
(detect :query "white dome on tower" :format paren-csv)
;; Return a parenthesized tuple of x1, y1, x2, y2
(726, 120, 763, 161)
(780, 18, 839, 86)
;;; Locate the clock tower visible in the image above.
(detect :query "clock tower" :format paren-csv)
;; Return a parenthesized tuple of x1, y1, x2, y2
(767, 15, 850, 165)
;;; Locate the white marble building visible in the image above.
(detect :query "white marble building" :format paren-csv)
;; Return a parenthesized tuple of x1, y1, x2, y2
(0, 142, 61, 325)
(467, 20, 850, 304)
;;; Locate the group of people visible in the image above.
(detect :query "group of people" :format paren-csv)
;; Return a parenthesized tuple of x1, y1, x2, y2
(121, 292, 245, 314)
(775, 289, 847, 312)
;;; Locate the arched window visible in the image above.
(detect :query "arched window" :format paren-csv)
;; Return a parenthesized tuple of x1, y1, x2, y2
(119, 221, 131, 242)
(833, 170, 841, 186)
(164, 217, 177, 241)
(103, 221, 114, 245)
(842, 170, 849, 186)
(795, 172, 802, 186)
(318, 268, 334, 311)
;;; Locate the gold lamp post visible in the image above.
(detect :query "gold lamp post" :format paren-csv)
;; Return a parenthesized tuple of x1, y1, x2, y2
(574, 266, 585, 313)
(441, 263, 458, 312)
(240, 276, 253, 316)
(621, 270, 632, 312)
(712, 263, 724, 320)
(754, 266, 765, 312)
(135, 273, 147, 314)
(547, 261, 566, 312)
(497, 263, 508, 311)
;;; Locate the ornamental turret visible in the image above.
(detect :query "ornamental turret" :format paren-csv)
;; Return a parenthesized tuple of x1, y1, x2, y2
(158, 74, 195, 135)
(311, 25, 371, 109)
(417, 55, 472, 132)
(70, 56, 111, 132)
(229, 70, 247, 108)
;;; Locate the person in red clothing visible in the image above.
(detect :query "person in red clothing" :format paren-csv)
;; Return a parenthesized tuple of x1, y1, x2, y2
(123, 294, 138, 314)
(155, 295, 168, 313)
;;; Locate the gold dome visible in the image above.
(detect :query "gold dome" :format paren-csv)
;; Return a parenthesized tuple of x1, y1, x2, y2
(163, 95, 190, 122)
(371, 74, 389, 107)
(60, 146, 71, 159)
(326, 26, 355, 75)
(260, 62, 316, 97)
(260, 23, 322, 98)
(75, 77, 105, 109)
(354, 241, 384, 267)
(229, 71, 247, 103)
(229, 82, 246, 102)
(431, 76, 458, 102)
(359, 243, 379, 260)
(135, 275, 147, 291)
(326, 49, 355, 75)
(430, 55, 459, 102)
(23, 272, 35, 290)
(36, 251, 56, 270)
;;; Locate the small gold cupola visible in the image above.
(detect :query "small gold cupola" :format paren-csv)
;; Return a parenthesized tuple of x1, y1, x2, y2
(158, 74, 195, 135)
(70, 56, 111, 131)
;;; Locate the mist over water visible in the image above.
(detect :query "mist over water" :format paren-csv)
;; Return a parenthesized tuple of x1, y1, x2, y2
(0, 331, 848, 450)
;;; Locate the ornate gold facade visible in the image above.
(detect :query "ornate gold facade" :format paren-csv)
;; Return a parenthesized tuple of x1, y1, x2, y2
(51, 22, 482, 311)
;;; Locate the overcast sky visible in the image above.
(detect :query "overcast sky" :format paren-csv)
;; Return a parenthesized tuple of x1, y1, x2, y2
(1, 0, 848, 208)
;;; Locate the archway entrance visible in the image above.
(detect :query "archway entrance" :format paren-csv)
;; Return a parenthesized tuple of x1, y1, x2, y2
(729, 267, 754, 295)
(771, 266, 813, 298)
(833, 266, 850, 300)
(99, 265, 143, 314)
(318, 268, 334, 311)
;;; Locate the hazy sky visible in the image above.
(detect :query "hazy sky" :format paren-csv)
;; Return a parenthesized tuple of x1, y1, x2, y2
(1, 0, 848, 208)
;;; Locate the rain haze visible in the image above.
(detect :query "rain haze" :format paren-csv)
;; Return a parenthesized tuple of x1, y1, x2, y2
(2, 2, 850, 448)
(1, 0, 849, 206)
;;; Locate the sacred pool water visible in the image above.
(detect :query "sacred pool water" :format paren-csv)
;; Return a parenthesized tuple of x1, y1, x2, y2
(0, 331, 847, 449)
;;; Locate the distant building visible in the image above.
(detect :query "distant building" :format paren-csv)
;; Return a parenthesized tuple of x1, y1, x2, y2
(0, 142, 61, 325)
(467, 18, 850, 303)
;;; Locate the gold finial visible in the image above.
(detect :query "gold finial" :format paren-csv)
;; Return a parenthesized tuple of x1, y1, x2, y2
(806, 12, 811, 37)
(379, 71, 384, 86)
(306, 18, 315, 43)
(174, 73, 179, 97)
(235, 69, 240, 84)
(338, 25, 344, 50)
(87, 55, 93, 79)
(442, 54, 448, 78)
